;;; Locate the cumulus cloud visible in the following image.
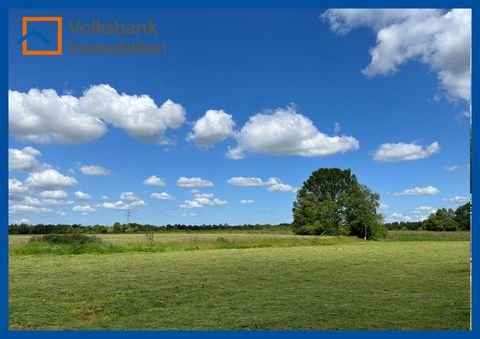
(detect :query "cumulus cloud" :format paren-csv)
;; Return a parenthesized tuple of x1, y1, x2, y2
(179, 200, 203, 209)
(389, 210, 432, 222)
(72, 205, 96, 215)
(9, 196, 53, 214)
(25, 169, 77, 190)
(130, 200, 146, 207)
(379, 203, 390, 209)
(120, 192, 141, 202)
(227, 177, 273, 187)
(394, 185, 439, 196)
(177, 177, 214, 188)
(9, 203, 52, 214)
(100, 192, 145, 210)
(240, 199, 255, 204)
(9, 179, 28, 194)
(267, 183, 297, 193)
(227, 176, 295, 193)
(9, 147, 41, 172)
(42, 198, 73, 206)
(40, 190, 68, 199)
(9, 88, 107, 144)
(180, 192, 228, 209)
(102, 201, 130, 210)
(188, 109, 235, 148)
(151, 192, 175, 201)
(373, 142, 440, 162)
(80, 165, 110, 176)
(75, 191, 91, 200)
(443, 195, 467, 203)
(143, 175, 166, 187)
(414, 206, 438, 214)
(321, 9, 471, 101)
(226, 106, 359, 159)
(101, 195, 110, 200)
(9, 84, 186, 144)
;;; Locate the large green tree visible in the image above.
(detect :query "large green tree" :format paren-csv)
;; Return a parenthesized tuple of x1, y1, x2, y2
(454, 202, 471, 231)
(292, 168, 385, 239)
(423, 208, 457, 231)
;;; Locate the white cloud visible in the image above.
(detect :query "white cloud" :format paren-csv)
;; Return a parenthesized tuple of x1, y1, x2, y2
(177, 177, 214, 188)
(227, 176, 295, 193)
(78, 84, 186, 142)
(9, 89, 107, 144)
(180, 191, 228, 209)
(151, 192, 175, 201)
(267, 183, 297, 193)
(240, 199, 255, 204)
(14, 218, 30, 224)
(394, 185, 440, 196)
(42, 198, 73, 206)
(227, 177, 269, 187)
(101, 193, 146, 210)
(445, 164, 461, 172)
(388, 212, 414, 222)
(9, 197, 53, 214)
(443, 196, 467, 204)
(72, 205, 96, 214)
(321, 9, 471, 102)
(130, 200, 146, 207)
(379, 203, 390, 209)
(39, 190, 68, 199)
(80, 165, 110, 176)
(101, 195, 110, 200)
(373, 142, 440, 162)
(21, 196, 42, 206)
(9, 179, 28, 194)
(143, 175, 166, 187)
(9, 147, 41, 172)
(226, 106, 359, 159)
(9, 84, 186, 144)
(414, 206, 438, 214)
(120, 192, 141, 202)
(25, 169, 77, 190)
(180, 200, 203, 209)
(188, 109, 235, 148)
(75, 191, 91, 200)
(102, 201, 130, 210)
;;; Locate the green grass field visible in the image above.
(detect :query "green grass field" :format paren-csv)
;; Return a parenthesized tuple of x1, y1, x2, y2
(9, 231, 470, 330)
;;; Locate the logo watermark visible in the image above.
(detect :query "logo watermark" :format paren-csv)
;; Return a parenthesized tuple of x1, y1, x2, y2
(19, 17, 167, 56)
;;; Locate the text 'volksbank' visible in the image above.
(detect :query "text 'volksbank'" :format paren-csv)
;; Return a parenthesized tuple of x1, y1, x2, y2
(68, 19, 167, 56)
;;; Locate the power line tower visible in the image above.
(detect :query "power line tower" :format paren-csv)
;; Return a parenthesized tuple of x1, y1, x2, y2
(126, 208, 132, 225)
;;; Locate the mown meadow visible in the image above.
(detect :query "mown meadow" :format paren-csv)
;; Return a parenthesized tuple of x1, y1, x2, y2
(9, 231, 470, 330)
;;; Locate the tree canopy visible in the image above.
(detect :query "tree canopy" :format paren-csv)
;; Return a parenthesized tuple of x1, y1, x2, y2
(292, 168, 385, 239)
(383, 201, 470, 232)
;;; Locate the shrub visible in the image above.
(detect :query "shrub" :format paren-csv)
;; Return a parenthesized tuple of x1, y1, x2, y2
(30, 234, 102, 245)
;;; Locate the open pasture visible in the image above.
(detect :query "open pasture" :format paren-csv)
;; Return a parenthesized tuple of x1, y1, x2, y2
(9, 232, 470, 330)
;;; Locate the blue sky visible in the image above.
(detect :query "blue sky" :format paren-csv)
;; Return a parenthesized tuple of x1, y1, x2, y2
(8, 9, 470, 226)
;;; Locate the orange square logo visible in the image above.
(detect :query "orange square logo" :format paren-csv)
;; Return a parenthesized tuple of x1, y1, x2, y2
(21, 17, 62, 56)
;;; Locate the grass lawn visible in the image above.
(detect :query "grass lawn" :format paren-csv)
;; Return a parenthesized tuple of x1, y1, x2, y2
(9, 232, 470, 330)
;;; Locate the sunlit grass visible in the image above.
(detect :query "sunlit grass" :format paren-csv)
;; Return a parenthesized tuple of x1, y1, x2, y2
(9, 232, 470, 330)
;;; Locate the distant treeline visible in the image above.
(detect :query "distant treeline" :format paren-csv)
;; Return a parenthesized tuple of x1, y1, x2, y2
(385, 202, 470, 232)
(8, 222, 293, 235)
(9, 202, 470, 235)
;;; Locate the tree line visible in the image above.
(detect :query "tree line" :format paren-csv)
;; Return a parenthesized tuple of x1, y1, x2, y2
(8, 223, 292, 235)
(385, 202, 470, 231)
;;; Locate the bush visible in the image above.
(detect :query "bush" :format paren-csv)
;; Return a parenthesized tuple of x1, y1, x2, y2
(30, 234, 102, 245)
